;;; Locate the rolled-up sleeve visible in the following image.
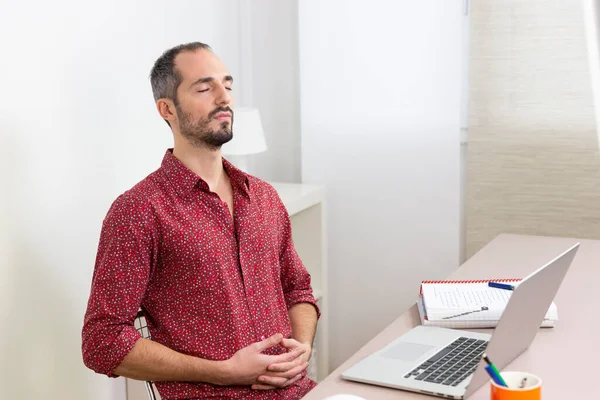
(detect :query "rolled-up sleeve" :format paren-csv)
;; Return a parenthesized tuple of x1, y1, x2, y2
(82, 194, 155, 377)
(276, 196, 321, 320)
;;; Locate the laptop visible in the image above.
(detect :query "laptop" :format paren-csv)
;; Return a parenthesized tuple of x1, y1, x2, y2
(341, 243, 579, 399)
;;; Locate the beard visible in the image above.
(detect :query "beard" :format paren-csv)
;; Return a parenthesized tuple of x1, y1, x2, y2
(177, 106, 233, 150)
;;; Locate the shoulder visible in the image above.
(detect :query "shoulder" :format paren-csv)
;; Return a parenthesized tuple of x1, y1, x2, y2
(246, 175, 291, 221)
(247, 175, 283, 205)
(104, 171, 162, 225)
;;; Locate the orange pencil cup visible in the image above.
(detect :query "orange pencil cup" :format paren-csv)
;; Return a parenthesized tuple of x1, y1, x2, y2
(490, 371, 542, 400)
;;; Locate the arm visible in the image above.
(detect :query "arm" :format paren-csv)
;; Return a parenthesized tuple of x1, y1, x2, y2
(275, 192, 321, 324)
(114, 338, 226, 384)
(256, 197, 321, 386)
(289, 303, 318, 349)
(276, 191, 320, 359)
(82, 194, 155, 378)
(114, 335, 306, 386)
(82, 195, 226, 384)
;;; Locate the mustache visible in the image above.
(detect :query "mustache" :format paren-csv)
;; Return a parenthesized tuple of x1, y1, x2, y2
(208, 106, 233, 119)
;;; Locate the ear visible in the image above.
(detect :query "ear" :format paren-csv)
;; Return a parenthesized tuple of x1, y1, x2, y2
(156, 99, 177, 124)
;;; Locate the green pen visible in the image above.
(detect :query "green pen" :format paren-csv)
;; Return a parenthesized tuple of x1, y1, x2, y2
(482, 353, 508, 387)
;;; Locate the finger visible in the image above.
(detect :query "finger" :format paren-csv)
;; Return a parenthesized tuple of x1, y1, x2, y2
(282, 373, 303, 387)
(267, 353, 303, 372)
(282, 361, 309, 378)
(251, 384, 278, 390)
(281, 338, 300, 348)
(269, 346, 306, 365)
(264, 361, 309, 379)
(254, 333, 283, 352)
(256, 375, 289, 387)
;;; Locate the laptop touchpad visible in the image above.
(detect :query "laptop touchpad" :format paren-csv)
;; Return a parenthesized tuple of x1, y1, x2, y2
(381, 342, 434, 362)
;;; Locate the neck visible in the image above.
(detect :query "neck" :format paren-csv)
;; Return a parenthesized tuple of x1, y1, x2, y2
(172, 139, 224, 191)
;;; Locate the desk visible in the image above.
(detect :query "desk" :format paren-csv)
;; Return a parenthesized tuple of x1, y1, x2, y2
(303, 234, 598, 399)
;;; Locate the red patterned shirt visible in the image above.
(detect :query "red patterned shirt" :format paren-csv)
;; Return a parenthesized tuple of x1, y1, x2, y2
(82, 149, 320, 399)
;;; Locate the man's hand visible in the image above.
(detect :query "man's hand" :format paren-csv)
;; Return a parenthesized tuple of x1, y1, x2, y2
(278, 338, 312, 364)
(222, 334, 307, 388)
(252, 338, 312, 390)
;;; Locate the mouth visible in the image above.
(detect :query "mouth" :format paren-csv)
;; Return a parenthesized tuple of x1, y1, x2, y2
(213, 112, 232, 121)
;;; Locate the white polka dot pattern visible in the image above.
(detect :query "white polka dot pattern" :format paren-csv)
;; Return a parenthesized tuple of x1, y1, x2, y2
(82, 149, 320, 399)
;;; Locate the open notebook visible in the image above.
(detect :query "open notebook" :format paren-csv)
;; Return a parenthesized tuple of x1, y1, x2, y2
(417, 279, 558, 328)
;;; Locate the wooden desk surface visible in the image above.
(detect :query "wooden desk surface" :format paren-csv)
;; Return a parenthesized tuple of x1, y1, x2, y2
(303, 234, 598, 400)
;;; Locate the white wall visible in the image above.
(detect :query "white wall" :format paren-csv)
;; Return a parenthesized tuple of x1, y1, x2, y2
(0, 1, 241, 398)
(240, 0, 302, 182)
(299, 0, 464, 369)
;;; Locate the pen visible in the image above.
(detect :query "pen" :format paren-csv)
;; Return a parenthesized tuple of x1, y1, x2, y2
(441, 306, 489, 320)
(488, 282, 515, 291)
(519, 377, 527, 389)
(482, 353, 508, 387)
(484, 365, 508, 387)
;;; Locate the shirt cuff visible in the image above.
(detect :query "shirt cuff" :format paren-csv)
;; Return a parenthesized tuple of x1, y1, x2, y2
(285, 289, 321, 320)
(105, 326, 142, 378)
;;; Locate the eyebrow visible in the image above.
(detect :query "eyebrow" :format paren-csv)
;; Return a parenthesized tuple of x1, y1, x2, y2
(189, 75, 233, 88)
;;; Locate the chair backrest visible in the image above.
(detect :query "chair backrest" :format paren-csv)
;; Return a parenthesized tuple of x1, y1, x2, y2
(133, 310, 158, 400)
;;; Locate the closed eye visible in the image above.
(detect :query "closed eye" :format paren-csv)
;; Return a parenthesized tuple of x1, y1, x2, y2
(198, 89, 209, 93)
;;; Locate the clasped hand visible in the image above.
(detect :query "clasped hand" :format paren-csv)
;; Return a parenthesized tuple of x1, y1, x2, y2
(225, 333, 312, 390)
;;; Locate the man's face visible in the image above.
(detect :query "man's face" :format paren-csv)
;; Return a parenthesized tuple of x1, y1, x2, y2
(173, 49, 234, 149)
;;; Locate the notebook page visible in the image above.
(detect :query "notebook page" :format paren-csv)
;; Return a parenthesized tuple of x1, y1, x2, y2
(421, 281, 518, 319)
(417, 296, 557, 328)
(421, 281, 558, 321)
(422, 282, 516, 309)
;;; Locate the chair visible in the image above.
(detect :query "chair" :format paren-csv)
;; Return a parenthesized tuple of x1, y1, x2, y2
(133, 310, 158, 400)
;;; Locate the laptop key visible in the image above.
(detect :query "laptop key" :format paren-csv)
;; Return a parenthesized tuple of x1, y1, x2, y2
(426, 347, 453, 363)
(415, 372, 429, 381)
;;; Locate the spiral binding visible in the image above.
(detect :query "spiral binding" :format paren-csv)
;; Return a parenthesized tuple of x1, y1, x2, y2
(421, 278, 520, 284)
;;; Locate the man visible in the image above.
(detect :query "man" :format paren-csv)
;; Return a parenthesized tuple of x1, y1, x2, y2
(82, 42, 320, 400)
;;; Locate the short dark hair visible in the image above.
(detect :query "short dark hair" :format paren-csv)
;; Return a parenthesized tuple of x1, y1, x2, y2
(150, 42, 212, 125)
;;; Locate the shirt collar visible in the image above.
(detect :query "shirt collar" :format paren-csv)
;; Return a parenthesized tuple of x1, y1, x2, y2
(222, 157, 251, 196)
(161, 149, 250, 198)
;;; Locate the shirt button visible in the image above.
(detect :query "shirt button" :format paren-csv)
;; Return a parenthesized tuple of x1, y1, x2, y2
(247, 289, 254, 296)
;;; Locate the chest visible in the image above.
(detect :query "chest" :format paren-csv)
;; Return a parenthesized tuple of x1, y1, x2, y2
(213, 185, 234, 218)
(153, 192, 282, 282)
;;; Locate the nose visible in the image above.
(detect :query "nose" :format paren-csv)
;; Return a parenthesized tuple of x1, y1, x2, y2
(214, 82, 232, 106)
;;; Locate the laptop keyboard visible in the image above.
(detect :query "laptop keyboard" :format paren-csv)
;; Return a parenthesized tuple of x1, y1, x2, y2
(403, 337, 488, 387)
